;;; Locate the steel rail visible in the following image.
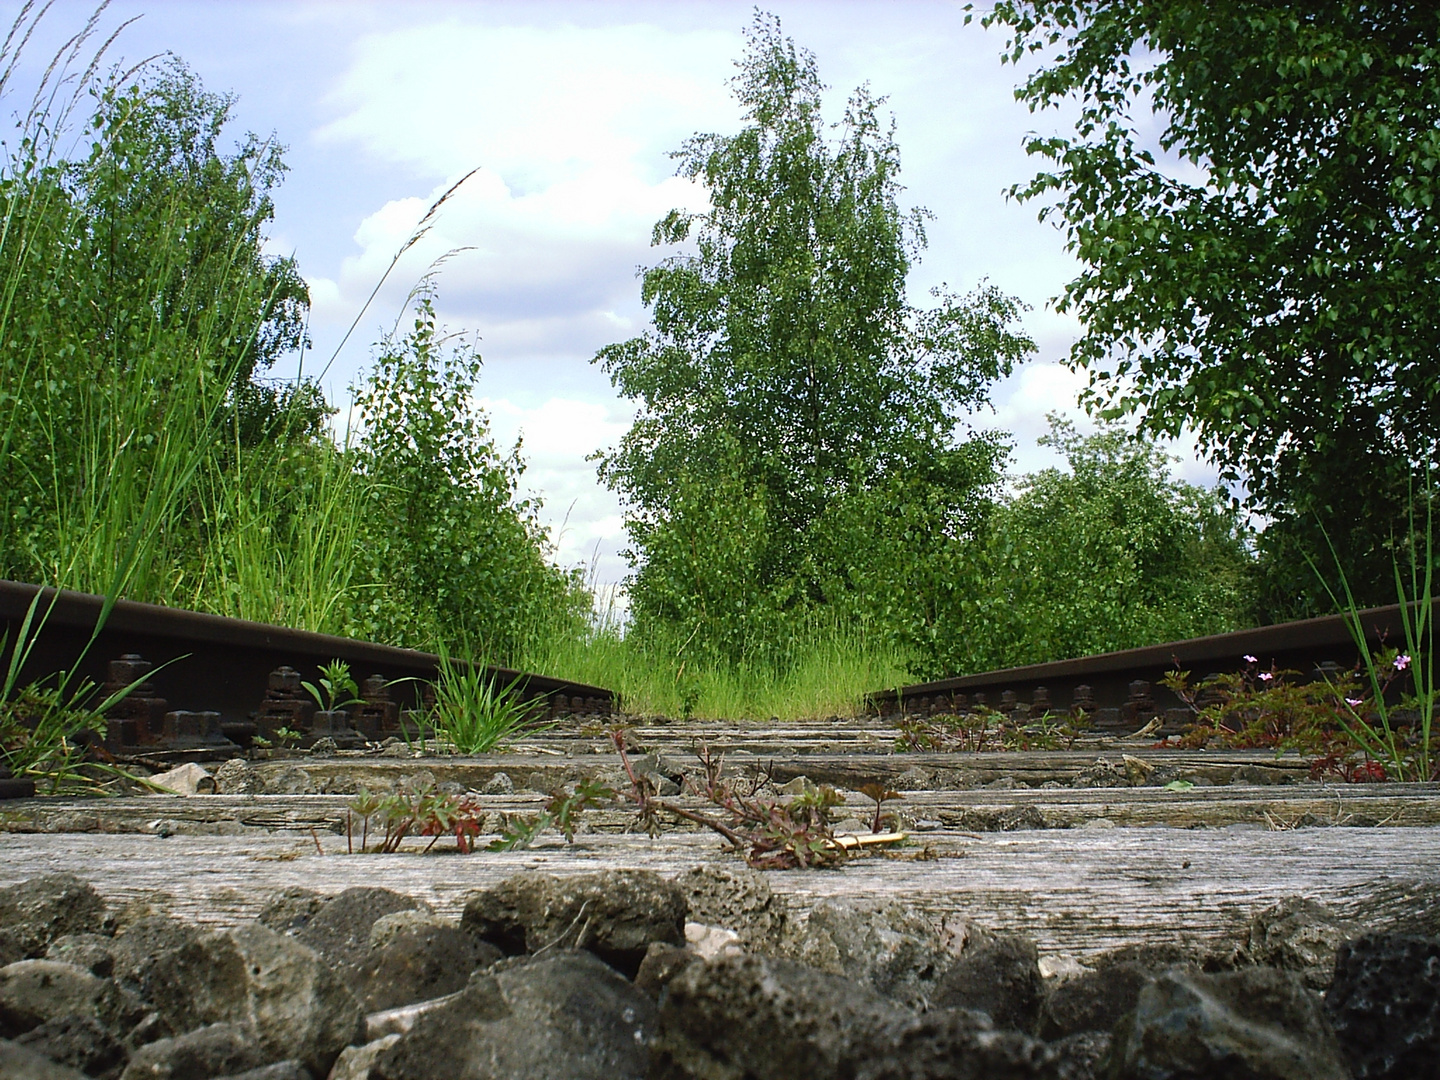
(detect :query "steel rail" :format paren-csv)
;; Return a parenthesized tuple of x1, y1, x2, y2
(0, 579, 613, 759)
(868, 600, 1437, 729)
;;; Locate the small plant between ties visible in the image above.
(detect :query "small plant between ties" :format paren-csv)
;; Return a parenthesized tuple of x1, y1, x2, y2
(346, 783, 489, 854)
(344, 778, 613, 855)
(1165, 649, 1436, 783)
(895, 707, 1083, 754)
(301, 660, 363, 714)
(609, 727, 863, 870)
(487, 780, 614, 851)
(858, 782, 903, 834)
(430, 646, 545, 755)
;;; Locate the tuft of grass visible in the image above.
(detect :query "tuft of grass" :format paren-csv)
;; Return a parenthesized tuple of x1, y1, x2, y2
(1311, 471, 1436, 781)
(430, 646, 544, 754)
(0, 589, 173, 793)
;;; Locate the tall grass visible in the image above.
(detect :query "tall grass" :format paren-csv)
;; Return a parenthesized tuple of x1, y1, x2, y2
(525, 603, 913, 720)
(1315, 473, 1437, 781)
(0, 5, 912, 723)
(0, 9, 301, 606)
(183, 436, 368, 631)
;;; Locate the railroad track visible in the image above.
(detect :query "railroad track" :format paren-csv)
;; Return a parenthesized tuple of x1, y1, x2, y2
(4, 587, 1438, 962)
(0, 579, 614, 781)
(868, 599, 1437, 731)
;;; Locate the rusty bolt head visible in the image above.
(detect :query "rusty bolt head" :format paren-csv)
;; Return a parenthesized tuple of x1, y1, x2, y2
(108, 654, 152, 684)
(269, 666, 302, 694)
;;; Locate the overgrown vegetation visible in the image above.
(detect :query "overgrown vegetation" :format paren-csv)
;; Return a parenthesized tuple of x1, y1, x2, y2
(923, 417, 1254, 677)
(594, 13, 1032, 678)
(985, 0, 1440, 620)
(2, 4, 1430, 739)
(429, 654, 545, 755)
(0, 10, 582, 663)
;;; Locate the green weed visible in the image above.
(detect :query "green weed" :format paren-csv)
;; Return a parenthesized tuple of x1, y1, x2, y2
(301, 659, 362, 714)
(430, 647, 545, 754)
(487, 780, 613, 851)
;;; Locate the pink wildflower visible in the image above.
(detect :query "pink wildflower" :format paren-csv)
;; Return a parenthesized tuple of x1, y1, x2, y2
(1258, 671, 1274, 682)
(1346, 697, 1364, 708)
(1243, 654, 1258, 664)
(1394, 654, 1411, 671)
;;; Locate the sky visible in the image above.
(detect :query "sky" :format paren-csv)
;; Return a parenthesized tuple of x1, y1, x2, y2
(8, 0, 1217, 589)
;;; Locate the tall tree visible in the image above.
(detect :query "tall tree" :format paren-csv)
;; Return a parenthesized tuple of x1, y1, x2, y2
(987, 1, 1440, 616)
(594, 13, 1032, 660)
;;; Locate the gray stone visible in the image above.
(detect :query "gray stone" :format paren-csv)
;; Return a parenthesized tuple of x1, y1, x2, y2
(645, 771, 681, 796)
(1048, 1029, 1110, 1076)
(328, 1035, 400, 1080)
(0, 960, 145, 1040)
(261, 766, 314, 796)
(893, 765, 934, 790)
(351, 920, 501, 1013)
(0, 1038, 91, 1079)
(14, 1012, 127, 1077)
(147, 763, 214, 796)
(1247, 897, 1357, 990)
(295, 889, 428, 981)
(119, 1022, 265, 1080)
(460, 870, 685, 977)
(676, 866, 788, 951)
(947, 805, 1049, 832)
(649, 952, 1076, 1080)
(1108, 966, 1348, 1080)
(368, 950, 654, 1080)
(777, 900, 954, 1007)
(212, 760, 265, 795)
(634, 942, 699, 1000)
(1089, 941, 1203, 975)
(45, 934, 116, 978)
(1037, 962, 1152, 1040)
(1071, 759, 1128, 788)
(480, 772, 513, 795)
(857, 1010, 1084, 1080)
(365, 911, 446, 950)
(215, 1063, 313, 1080)
(255, 889, 327, 936)
(930, 933, 1043, 1031)
(362, 993, 465, 1043)
(108, 917, 203, 1003)
(1327, 933, 1440, 1080)
(0, 876, 108, 965)
(137, 924, 361, 1076)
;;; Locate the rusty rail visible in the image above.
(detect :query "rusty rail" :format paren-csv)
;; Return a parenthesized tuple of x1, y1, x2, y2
(869, 601, 1437, 731)
(0, 580, 614, 760)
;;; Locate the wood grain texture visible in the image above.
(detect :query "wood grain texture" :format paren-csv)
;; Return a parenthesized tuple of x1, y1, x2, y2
(235, 747, 1317, 795)
(1, 827, 1436, 960)
(5, 784, 1439, 835)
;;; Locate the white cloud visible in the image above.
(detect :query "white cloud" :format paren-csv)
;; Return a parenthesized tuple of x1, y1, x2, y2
(480, 396, 635, 581)
(316, 21, 739, 183)
(304, 19, 743, 385)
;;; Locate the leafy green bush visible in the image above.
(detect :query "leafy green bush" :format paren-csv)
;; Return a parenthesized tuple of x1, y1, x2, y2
(0, 50, 317, 599)
(916, 418, 1255, 677)
(986, 1, 1440, 617)
(348, 287, 589, 659)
